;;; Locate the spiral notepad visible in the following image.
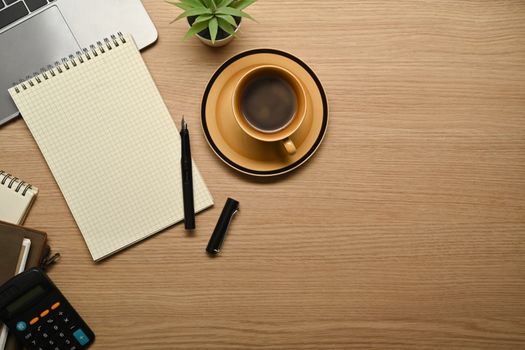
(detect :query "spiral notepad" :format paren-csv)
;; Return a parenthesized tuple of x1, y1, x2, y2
(0, 170, 38, 225)
(8, 33, 213, 261)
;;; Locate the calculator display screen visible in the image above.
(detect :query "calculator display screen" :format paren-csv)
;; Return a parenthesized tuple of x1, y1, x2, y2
(6, 285, 46, 316)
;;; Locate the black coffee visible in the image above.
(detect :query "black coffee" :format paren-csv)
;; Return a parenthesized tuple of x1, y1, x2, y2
(241, 75, 297, 132)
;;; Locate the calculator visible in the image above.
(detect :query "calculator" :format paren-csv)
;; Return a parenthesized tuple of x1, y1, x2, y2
(0, 268, 95, 350)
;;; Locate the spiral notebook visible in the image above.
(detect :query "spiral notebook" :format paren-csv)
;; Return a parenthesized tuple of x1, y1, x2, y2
(8, 33, 213, 261)
(0, 170, 38, 225)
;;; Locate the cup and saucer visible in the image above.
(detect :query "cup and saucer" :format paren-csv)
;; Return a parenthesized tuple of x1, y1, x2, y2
(201, 49, 328, 177)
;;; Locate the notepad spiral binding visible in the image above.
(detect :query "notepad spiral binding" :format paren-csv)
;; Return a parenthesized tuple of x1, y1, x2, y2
(0, 170, 34, 196)
(13, 32, 127, 93)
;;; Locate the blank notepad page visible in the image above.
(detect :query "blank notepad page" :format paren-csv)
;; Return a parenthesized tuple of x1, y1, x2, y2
(9, 33, 213, 261)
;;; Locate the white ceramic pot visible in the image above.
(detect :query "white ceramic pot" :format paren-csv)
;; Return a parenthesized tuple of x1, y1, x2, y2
(189, 18, 241, 48)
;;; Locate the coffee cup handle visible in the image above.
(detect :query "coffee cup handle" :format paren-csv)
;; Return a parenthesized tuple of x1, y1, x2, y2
(282, 137, 296, 155)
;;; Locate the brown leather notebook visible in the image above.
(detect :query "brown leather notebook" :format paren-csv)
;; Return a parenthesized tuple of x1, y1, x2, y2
(0, 220, 50, 350)
(0, 233, 23, 284)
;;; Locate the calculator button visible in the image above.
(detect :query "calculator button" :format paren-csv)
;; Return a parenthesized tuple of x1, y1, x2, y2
(24, 332, 33, 340)
(72, 328, 90, 346)
(30, 317, 39, 325)
(15, 321, 27, 331)
(46, 317, 55, 325)
(51, 302, 61, 310)
(41, 331, 50, 339)
(64, 338, 72, 345)
(40, 309, 50, 317)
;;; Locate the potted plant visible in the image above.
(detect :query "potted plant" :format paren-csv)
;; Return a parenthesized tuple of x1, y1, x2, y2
(167, 0, 256, 47)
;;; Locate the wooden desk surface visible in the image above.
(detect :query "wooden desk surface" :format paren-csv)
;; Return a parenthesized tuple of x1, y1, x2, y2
(1, 1, 525, 348)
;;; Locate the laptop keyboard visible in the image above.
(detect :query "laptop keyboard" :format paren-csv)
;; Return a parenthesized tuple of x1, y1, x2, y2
(0, 0, 54, 30)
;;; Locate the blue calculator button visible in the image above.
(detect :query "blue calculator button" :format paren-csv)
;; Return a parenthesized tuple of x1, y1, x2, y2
(15, 321, 27, 331)
(73, 328, 90, 346)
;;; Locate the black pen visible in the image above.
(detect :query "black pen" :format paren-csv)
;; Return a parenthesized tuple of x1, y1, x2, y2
(180, 116, 195, 230)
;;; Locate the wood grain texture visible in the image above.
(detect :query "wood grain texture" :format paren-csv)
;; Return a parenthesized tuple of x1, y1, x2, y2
(1, 0, 525, 348)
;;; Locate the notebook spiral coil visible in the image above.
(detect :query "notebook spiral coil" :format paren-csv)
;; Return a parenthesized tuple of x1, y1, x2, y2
(0, 170, 33, 196)
(13, 32, 127, 93)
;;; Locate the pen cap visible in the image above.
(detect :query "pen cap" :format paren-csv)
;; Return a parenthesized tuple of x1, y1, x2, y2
(206, 198, 239, 255)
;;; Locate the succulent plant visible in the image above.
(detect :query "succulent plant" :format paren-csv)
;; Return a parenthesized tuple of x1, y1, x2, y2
(167, 0, 257, 44)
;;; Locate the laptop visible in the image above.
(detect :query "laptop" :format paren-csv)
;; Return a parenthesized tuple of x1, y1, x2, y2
(0, 0, 158, 125)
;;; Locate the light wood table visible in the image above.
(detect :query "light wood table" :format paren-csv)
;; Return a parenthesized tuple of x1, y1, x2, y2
(1, 1, 525, 349)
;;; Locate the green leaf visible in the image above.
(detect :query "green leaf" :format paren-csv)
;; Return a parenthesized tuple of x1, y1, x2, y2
(208, 17, 218, 43)
(183, 21, 209, 40)
(174, 7, 212, 21)
(194, 14, 214, 23)
(216, 7, 253, 20)
(180, 0, 206, 7)
(200, 0, 213, 8)
(233, 0, 256, 10)
(217, 0, 234, 7)
(216, 14, 237, 27)
(217, 17, 236, 36)
(168, 2, 193, 11)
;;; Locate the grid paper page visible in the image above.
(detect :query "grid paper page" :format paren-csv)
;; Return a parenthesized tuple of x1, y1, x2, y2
(9, 34, 213, 261)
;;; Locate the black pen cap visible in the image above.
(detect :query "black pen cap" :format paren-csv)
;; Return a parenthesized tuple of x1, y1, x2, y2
(206, 198, 239, 255)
